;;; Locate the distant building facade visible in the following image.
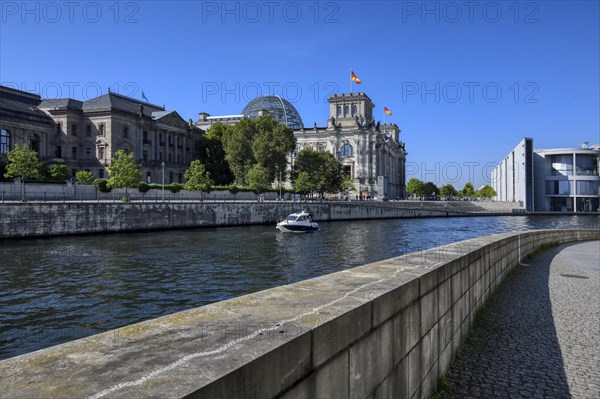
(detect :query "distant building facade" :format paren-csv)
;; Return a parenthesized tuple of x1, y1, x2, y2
(0, 86, 55, 165)
(195, 95, 303, 131)
(492, 138, 600, 212)
(293, 93, 407, 199)
(1, 85, 204, 184)
(197, 92, 407, 199)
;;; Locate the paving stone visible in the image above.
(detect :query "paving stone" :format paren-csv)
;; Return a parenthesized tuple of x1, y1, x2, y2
(442, 241, 600, 399)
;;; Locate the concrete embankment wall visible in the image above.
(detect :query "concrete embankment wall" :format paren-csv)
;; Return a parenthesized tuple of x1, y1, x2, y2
(1, 229, 597, 399)
(0, 201, 514, 239)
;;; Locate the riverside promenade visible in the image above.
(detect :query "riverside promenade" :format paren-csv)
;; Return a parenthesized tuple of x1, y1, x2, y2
(441, 241, 600, 398)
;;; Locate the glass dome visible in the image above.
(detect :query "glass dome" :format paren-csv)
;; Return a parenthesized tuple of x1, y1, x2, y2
(242, 95, 304, 129)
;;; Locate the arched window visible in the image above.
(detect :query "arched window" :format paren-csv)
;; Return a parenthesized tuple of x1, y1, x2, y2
(340, 143, 353, 157)
(0, 129, 10, 155)
(29, 134, 40, 153)
(344, 106, 349, 115)
(337, 106, 342, 116)
(352, 105, 357, 115)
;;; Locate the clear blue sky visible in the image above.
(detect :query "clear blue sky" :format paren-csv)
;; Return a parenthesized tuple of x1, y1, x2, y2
(1, 1, 598, 187)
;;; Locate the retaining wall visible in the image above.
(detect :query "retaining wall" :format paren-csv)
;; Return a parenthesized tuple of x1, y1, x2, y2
(0, 201, 509, 239)
(1, 229, 597, 398)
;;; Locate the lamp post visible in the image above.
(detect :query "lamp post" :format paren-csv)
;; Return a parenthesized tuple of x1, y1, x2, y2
(161, 161, 165, 201)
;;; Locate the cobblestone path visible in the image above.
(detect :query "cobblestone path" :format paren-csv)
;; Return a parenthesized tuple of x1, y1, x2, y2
(442, 241, 600, 398)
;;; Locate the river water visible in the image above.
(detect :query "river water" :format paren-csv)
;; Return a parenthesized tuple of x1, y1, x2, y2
(0, 215, 598, 360)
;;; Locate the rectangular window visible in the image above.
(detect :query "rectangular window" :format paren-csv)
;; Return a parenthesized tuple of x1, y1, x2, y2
(168, 153, 172, 162)
(178, 173, 183, 183)
(98, 147, 105, 160)
(86, 124, 91, 137)
(143, 150, 148, 162)
(122, 126, 128, 138)
(99, 124, 105, 136)
(85, 147, 92, 160)
(71, 146, 78, 160)
(71, 169, 77, 178)
(169, 172, 174, 183)
(146, 171, 152, 183)
(98, 169, 104, 178)
(159, 152, 163, 161)
(71, 124, 77, 136)
(55, 145, 62, 158)
(56, 123, 61, 136)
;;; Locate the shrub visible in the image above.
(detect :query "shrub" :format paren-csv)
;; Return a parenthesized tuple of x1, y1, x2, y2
(94, 178, 111, 193)
(137, 182, 151, 193)
(76, 170, 95, 185)
(168, 183, 183, 193)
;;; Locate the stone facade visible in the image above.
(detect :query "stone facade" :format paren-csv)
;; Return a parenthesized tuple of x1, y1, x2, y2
(1, 85, 204, 184)
(293, 93, 407, 199)
(0, 86, 55, 164)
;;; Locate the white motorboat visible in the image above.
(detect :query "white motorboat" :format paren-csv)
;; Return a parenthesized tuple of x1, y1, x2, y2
(276, 211, 319, 233)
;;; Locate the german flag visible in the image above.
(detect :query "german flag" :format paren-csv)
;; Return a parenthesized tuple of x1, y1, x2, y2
(384, 107, 393, 115)
(351, 70, 362, 84)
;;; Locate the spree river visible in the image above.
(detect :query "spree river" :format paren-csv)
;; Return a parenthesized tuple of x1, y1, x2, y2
(0, 215, 598, 360)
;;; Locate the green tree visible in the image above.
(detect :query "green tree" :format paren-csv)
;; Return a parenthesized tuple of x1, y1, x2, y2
(406, 178, 425, 198)
(476, 185, 497, 199)
(246, 164, 270, 194)
(221, 118, 257, 185)
(340, 173, 354, 193)
(252, 116, 296, 183)
(47, 163, 70, 182)
(423, 181, 439, 197)
(200, 123, 234, 185)
(461, 182, 476, 198)
(106, 149, 142, 197)
(294, 171, 314, 196)
(4, 144, 44, 201)
(76, 170, 95, 184)
(439, 184, 458, 199)
(184, 160, 213, 191)
(292, 149, 343, 196)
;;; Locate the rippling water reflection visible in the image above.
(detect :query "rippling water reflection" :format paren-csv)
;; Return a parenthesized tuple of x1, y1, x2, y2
(1, 215, 598, 359)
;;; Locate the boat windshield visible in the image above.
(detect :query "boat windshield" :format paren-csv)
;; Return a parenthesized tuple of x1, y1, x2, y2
(287, 215, 297, 221)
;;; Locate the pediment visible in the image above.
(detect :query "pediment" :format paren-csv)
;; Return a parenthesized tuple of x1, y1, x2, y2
(154, 111, 188, 129)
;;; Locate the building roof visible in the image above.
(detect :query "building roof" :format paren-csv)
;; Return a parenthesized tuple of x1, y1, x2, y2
(38, 98, 84, 111)
(82, 92, 165, 116)
(0, 85, 42, 106)
(0, 97, 54, 120)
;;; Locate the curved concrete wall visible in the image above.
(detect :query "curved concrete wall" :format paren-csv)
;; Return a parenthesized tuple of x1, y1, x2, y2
(2, 229, 597, 399)
(0, 201, 513, 239)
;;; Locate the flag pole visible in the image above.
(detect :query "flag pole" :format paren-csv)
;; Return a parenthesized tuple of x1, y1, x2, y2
(350, 68, 352, 94)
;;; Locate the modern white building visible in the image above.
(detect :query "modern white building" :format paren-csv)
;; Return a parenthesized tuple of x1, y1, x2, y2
(492, 138, 600, 212)
(491, 138, 534, 211)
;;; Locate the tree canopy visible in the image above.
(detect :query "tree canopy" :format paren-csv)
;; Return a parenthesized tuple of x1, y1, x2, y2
(214, 116, 297, 187)
(252, 117, 296, 183)
(439, 184, 458, 198)
(4, 144, 44, 200)
(476, 185, 497, 199)
(292, 149, 343, 195)
(183, 160, 213, 191)
(406, 178, 425, 197)
(221, 118, 257, 186)
(106, 149, 142, 194)
(47, 164, 70, 182)
(461, 182, 476, 198)
(246, 164, 270, 194)
(198, 123, 234, 185)
(76, 170, 95, 184)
